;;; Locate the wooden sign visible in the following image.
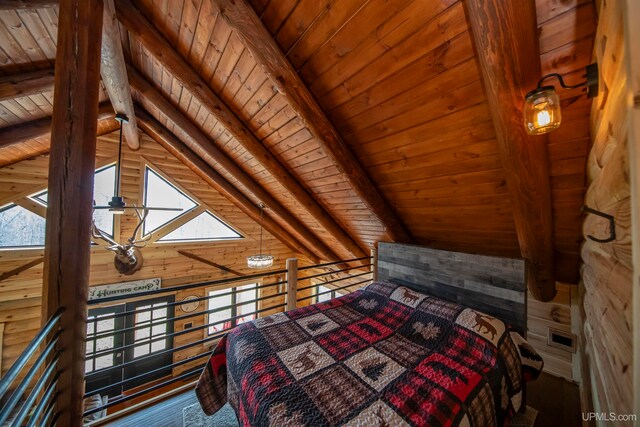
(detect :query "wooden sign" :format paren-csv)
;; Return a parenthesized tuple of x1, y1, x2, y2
(88, 278, 161, 301)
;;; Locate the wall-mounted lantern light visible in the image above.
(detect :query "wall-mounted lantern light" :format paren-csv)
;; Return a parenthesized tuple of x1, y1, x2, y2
(523, 63, 599, 135)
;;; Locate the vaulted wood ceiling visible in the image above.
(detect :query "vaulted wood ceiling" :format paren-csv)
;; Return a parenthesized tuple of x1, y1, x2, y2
(0, 0, 596, 285)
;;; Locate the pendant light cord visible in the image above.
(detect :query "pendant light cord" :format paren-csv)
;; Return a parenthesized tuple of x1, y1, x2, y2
(258, 204, 264, 256)
(114, 118, 124, 198)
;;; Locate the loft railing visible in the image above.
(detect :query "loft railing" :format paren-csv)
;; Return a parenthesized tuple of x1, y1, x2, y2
(0, 309, 64, 427)
(80, 254, 375, 423)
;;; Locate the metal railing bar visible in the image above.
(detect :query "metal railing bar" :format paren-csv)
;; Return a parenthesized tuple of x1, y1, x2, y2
(297, 256, 372, 271)
(11, 355, 60, 427)
(88, 269, 288, 305)
(89, 292, 287, 341)
(297, 263, 372, 281)
(296, 278, 370, 303)
(297, 270, 373, 292)
(0, 332, 61, 426)
(42, 401, 57, 427)
(25, 374, 59, 427)
(87, 280, 286, 323)
(85, 329, 222, 379)
(85, 350, 211, 398)
(88, 301, 286, 359)
(83, 368, 203, 417)
(0, 308, 63, 401)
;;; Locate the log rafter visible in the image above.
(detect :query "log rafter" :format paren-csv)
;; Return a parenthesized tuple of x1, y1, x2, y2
(464, 0, 556, 301)
(135, 106, 320, 264)
(209, 0, 413, 244)
(0, 102, 119, 167)
(0, 68, 55, 101)
(128, 68, 340, 262)
(114, 0, 366, 259)
(100, 0, 139, 150)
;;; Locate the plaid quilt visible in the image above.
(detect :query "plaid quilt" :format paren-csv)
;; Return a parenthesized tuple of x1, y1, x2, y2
(196, 281, 542, 426)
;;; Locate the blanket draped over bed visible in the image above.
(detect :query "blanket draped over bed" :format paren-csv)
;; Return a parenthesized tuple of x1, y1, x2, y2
(196, 281, 542, 426)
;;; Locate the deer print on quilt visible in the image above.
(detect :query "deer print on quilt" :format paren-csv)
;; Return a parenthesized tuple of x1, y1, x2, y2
(196, 281, 542, 426)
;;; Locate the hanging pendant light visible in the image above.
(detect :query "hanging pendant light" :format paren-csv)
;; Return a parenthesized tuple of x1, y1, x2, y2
(247, 204, 273, 269)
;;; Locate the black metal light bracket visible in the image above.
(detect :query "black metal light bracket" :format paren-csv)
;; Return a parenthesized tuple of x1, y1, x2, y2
(581, 205, 616, 243)
(527, 63, 599, 99)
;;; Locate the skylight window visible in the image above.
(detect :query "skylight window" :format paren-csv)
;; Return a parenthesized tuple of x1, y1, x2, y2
(30, 164, 117, 237)
(142, 167, 197, 235)
(158, 211, 242, 242)
(0, 204, 46, 248)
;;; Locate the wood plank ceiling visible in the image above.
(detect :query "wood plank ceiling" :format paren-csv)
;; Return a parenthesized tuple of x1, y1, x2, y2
(0, 0, 596, 283)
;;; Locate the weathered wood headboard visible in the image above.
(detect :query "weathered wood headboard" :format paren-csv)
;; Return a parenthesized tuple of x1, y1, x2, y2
(377, 242, 527, 335)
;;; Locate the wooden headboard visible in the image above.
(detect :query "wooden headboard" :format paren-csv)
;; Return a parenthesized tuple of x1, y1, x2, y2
(377, 242, 527, 335)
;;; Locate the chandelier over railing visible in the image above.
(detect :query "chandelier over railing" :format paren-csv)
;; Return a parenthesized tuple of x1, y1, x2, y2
(247, 204, 273, 269)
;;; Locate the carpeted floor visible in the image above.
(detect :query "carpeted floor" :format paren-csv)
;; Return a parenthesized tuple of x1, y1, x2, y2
(183, 402, 239, 427)
(511, 406, 539, 427)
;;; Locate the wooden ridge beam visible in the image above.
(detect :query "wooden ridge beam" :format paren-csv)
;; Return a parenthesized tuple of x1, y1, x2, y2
(0, 68, 55, 101)
(43, 0, 103, 424)
(177, 251, 244, 276)
(128, 71, 339, 261)
(114, 0, 366, 259)
(209, 0, 412, 244)
(135, 106, 320, 264)
(100, 0, 139, 150)
(464, 0, 556, 301)
(0, 102, 116, 149)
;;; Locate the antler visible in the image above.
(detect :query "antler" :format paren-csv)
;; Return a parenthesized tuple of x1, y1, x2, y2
(128, 206, 152, 248)
(91, 219, 121, 251)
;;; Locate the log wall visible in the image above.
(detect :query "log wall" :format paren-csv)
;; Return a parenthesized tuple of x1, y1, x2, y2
(580, 0, 633, 419)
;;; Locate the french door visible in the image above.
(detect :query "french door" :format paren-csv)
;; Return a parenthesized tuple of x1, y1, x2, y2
(85, 295, 175, 397)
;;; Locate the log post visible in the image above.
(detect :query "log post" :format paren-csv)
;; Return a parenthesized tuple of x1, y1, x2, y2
(42, 0, 104, 425)
(370, 249, 378, 283)
(464, 0, 556, 301)
(286, 258, 298, 311)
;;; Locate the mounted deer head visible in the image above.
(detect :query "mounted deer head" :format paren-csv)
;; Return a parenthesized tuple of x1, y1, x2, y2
(92, 207, 151, 275)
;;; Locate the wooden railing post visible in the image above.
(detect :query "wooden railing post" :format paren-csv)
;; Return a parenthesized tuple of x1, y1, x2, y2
(371, 249, 378, 282)
(42, 0, 104, 425)
(286, 258, 298, 311)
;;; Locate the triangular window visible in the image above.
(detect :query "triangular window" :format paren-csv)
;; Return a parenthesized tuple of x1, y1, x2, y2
(0, 204, 46, 248)
(30, 164, 117, 237)
(158, 211, 242, 242)
(142, 166, 197, 235)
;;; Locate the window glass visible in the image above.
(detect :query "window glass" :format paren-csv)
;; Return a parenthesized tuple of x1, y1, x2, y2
(158, 211, 242, 242)
(316, 285, 334, 303)
(237, 284, 257, 325)
(0, 204, 46, 248)
(208, 289, 232, 335)
(143, 167, 196, 235)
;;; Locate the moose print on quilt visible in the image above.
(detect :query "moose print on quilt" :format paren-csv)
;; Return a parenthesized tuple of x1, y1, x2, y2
(196, 281, 543, 426)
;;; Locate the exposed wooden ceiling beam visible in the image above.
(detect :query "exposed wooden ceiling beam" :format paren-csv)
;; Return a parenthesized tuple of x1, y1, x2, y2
(464, 0, 556, 301)
(100, 0, 139, 150)
(0, 257, 44, 283)
(114, 0, 366, 259)
(0, 102, 116, 151)
(0, 0, 57, 9)
(0, 68, 54, 101)
(136, 106, 320, 264)
(177, 251, 244, 276)
(128, 67, 342, 263)
(209, 0, 413, 244)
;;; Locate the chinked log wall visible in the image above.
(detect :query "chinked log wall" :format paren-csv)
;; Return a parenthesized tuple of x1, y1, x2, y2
(580, 0, 633, 419)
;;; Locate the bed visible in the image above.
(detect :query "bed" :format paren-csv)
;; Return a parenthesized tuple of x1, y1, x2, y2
(196, 243, 543, 426)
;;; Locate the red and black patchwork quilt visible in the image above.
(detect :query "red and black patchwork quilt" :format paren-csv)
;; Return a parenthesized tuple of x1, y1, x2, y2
(196, 281, 543, 426)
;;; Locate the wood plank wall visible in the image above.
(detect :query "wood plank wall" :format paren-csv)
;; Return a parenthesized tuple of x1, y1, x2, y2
(580, 0, 633, 419)
(0, 129, 295, 380)
(536, 0, 597, 283)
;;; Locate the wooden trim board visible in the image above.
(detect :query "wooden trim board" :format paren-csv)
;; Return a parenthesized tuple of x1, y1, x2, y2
(377, 242, 527, 335)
